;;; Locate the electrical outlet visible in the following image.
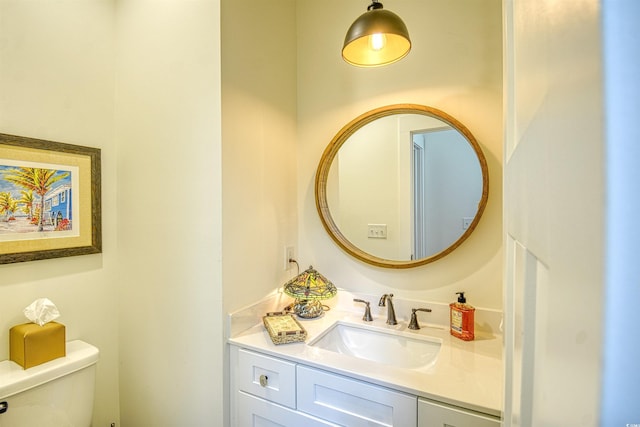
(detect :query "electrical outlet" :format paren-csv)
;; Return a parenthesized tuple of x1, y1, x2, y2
(284, 246, 295, 271)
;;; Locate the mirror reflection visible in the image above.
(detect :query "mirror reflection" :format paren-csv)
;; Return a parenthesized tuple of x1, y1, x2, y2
(315, 104, 489, 269)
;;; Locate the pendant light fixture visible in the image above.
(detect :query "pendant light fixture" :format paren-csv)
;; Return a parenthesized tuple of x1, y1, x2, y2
(342, 0, 411, 67)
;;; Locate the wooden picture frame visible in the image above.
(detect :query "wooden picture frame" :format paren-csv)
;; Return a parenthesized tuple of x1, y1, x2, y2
(0, 133, 101, 264)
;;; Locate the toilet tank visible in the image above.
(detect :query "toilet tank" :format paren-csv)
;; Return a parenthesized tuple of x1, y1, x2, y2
(0, 340, 99, 427)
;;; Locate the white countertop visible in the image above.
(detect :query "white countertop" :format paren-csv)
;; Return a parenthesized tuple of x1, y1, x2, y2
(227, 290, 503, 417)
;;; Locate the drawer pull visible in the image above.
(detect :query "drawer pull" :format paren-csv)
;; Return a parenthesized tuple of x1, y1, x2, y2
(0, 401, 7, 414)
(259, 374, 268, 387)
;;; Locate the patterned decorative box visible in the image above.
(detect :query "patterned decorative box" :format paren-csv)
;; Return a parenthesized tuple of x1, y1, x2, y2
(262, 312, 307, 345)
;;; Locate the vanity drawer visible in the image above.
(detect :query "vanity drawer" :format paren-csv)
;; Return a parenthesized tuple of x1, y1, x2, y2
(418, 398, 500, 427)
(297, 365, 417, 426)
(237, 391, 339, 426)
(236, 348, 297, 409)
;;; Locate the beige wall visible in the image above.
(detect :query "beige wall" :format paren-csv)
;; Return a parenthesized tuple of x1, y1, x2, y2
(116, 1, 223, 425)
(0, 1, 120, 424)
(336, 118, 405, 259)
(221, 1, 298, 424)
(297, 0, 504, 309)
(221, 0, 298, 315)
(0, 0, 223, 425)
(0, 0, 502, 425)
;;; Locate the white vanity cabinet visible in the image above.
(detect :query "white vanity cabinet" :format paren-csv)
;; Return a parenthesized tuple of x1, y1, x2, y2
(231, 345, 414, 426)
(230, 345, 499, 427)
(418, 398, 501, 427)
(236, 391, 336, 426)
(230, 346, 336, 426)
(297, 365, 417, 426)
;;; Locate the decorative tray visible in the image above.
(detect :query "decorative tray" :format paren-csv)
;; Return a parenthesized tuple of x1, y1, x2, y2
(262, 311, 307, 345)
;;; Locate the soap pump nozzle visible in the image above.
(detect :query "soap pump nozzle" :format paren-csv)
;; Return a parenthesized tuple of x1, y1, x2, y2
(456, 291, 466, 303)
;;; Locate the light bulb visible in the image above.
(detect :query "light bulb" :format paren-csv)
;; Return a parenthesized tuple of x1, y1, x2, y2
(369, 33, 386, 51)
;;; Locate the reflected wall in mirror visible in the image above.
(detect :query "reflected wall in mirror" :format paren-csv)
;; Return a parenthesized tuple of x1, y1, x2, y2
(315, 104, 489, 269)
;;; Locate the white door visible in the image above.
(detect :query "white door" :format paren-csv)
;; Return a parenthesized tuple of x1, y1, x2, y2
(503, 1, 605, 426)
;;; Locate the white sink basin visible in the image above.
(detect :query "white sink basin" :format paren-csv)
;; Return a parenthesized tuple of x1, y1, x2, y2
(309, 321, 441, 370)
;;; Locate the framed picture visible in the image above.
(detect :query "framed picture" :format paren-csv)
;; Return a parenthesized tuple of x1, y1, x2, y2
(0, 133, 101, 264)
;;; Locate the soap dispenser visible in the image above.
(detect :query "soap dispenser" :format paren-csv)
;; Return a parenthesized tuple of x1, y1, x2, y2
(450, 292, 475, 341)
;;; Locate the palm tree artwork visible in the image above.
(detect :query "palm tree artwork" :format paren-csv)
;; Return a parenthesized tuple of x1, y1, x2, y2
(1, 167, 70, 232)
(19, 190, 34, 219)
(0, 192, 18, 220)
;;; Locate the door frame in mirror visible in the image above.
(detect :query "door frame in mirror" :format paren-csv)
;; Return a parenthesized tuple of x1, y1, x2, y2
(315, 104, 489, 269)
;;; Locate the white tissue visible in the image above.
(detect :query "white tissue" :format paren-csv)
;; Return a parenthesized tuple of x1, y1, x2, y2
(23, 298, 60, 326)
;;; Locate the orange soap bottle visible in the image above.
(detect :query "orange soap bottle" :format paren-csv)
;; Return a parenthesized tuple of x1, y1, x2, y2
(450, 291, 475, 341)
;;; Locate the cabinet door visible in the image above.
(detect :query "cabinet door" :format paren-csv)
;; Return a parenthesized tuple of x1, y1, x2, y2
(238, 391, 338, 427)
(418, 398, 500, 427)
(297, 365, 417, 427)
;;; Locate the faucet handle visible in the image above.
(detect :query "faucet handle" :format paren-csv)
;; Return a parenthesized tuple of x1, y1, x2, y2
(408, 308, 432, 330)
(353, 299, 373, 321)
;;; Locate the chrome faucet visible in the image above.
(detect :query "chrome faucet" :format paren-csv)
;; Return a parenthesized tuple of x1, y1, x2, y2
(408, 308, 432, 330)
(353, 299, 373, 321)
(378, 294, 397, 325)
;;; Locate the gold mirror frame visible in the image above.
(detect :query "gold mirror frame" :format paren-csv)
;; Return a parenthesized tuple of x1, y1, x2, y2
(315, 104, 489, 269)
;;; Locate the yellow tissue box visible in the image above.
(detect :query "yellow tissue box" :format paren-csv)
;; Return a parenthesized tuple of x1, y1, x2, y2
(10, 322, 66, 369)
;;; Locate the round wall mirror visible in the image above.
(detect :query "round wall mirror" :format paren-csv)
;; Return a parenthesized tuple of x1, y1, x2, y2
(315, 104, 489, 269)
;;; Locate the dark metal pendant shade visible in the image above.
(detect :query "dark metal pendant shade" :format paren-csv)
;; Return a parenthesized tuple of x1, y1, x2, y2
(342, 2, 411, 67)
